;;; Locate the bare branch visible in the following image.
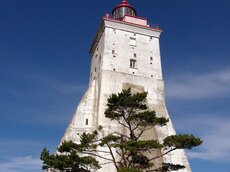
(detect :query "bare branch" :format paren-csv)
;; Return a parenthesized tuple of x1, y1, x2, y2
(99, 162, 115, 166)
(150, 148, 177, 161)
(116, 119, 130, 129)
(114, 131, 129, 139)
(82, 151, 113, 162)
(106, 143, 119, 170)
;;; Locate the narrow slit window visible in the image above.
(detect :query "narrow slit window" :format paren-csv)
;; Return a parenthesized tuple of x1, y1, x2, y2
(130, 37, 136, 46)
(85, 118, 88, 125)
(130, 59, 136, 68)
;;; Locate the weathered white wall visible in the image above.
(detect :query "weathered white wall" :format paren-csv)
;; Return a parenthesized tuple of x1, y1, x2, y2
(61, 18, 191, 172)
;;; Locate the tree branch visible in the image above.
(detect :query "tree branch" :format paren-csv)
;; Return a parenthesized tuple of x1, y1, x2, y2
(82, 151, 113, 162)
(106, 143, 119, 170)
(150, 148, 177, 161)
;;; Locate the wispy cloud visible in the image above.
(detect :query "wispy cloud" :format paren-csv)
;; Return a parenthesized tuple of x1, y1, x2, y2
(165, 68, 230, 161)
(50, 82, 86, 95)
(0, 156, 41, 172)
(176, 115, 230, 162)
(0, 68, 87, 126)
(165, 69, 230, 99)
(0, 140, 42, 147)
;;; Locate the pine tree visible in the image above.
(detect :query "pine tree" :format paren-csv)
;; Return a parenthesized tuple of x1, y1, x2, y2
(41, 89, 202, 172)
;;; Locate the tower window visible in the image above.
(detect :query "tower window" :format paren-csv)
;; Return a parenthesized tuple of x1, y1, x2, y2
(112, 50, 115, 54)
(150, 57, 153, 61)
(85, 118, 88, 125)
(130, 37, 136, 46)
(134, 53, 137, 58)
(130, 59, 136, 68)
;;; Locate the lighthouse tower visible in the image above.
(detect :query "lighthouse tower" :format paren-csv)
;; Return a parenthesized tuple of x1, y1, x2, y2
(61, 1, 191, 171)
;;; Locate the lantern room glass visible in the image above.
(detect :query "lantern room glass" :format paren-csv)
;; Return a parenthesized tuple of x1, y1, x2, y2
(113, 7, 136, 19)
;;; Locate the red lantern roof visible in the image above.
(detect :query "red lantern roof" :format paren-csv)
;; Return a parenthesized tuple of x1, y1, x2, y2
(112, 0, 137, 15)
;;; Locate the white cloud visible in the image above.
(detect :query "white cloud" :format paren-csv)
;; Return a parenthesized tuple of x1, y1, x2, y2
(165, 69, 230, 99)
(0, 156, 41, 172)
(165, 68, 230, 161)
(176, 115, 230, 162)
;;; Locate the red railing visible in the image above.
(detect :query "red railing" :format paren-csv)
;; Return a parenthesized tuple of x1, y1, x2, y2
(103, 13, 161, 31)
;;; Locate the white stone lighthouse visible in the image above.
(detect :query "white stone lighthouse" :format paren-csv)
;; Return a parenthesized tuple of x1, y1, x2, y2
(61, 0, 191, 171)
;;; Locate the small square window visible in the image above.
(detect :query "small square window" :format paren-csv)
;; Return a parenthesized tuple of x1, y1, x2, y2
(112, 50, 115, 54)
(130, 59, 136, 68)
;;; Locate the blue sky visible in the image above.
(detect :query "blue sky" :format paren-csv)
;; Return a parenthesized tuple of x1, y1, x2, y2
(0, 0, 229, 171)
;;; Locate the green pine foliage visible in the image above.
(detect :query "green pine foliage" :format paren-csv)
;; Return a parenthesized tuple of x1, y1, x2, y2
(41, 88, 202, 172)
(40, 137, 101, 171)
